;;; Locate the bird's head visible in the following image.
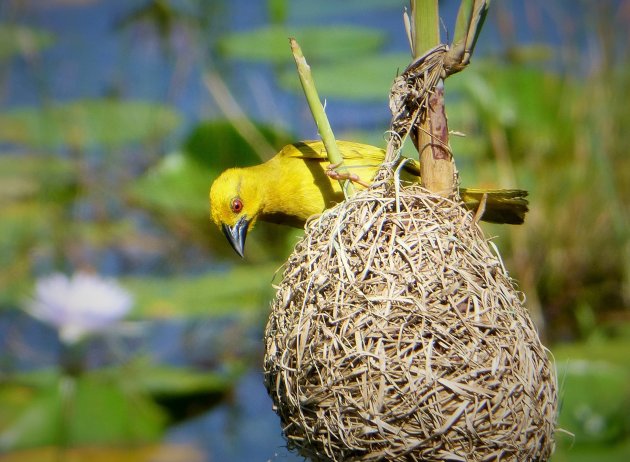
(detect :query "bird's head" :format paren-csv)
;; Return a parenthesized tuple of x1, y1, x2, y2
(209, 168, 263, 258)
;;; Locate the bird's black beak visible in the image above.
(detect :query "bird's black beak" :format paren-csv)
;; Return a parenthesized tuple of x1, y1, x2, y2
(222, 216, 249, 258)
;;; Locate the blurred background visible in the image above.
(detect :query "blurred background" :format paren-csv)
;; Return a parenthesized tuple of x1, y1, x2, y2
(0, 0, 628, 461)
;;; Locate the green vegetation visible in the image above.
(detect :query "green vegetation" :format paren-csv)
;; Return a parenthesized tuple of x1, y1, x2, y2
(0, 363, 240, 451)
(0, 100, 181, 150)
(553, 338, 630, 460)
(124, 263, 279, 318)
(218, 25, 386, 63)
(0, 24, 54, 61)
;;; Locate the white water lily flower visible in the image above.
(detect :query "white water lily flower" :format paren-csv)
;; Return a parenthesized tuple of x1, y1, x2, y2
(27, 272, 133, 344)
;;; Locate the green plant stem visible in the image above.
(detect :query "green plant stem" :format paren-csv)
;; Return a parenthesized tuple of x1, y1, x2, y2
(449, 0, 490, 71)
(203, 72, 276, 161)
(290, 38, 355, 198)
(453, 0, 475, 43)
(413, 0, 439, 57)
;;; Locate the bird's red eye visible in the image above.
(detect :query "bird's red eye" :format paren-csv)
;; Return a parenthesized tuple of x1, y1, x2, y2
(230, 198, 243, 213)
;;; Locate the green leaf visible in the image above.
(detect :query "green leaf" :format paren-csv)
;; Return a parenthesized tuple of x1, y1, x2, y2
(134, 365, 241, 398)
(129, 363, 245, 422)
(69, 374, 165, 445)
(0, 153, 75, 306)
(0, 154, 76, 204)
(0, 203, 61, 306)
(0, 381, 61, 450)
(555, 359, 630, 445)
(0, 443, 204, 462)
(289, 0, 401, 20)
(0, 204, 51, 264)
(0, 372, 166, 450)
(184, 120, 292, 167)
(0, 100, 181, 150)
(278, 53, 410, 101)
(123, 264, 278, 318)
(130, 151, 209, 216)
(0, 25, 54, 61)
(218, 25, 386, 63)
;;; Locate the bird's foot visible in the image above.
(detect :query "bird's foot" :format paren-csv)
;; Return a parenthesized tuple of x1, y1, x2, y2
(326, 162, 370, 187)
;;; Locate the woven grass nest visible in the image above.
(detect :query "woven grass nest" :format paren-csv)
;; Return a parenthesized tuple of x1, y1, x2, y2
(264, 168, 557, 461)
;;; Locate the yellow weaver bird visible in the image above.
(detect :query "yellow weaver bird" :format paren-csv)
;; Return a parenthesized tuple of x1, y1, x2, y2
(209, 140, 528, 257)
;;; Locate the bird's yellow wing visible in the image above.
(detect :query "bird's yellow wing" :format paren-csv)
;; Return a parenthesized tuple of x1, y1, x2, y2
(277, 140, 387, 165)
(276, 140, 407, 187)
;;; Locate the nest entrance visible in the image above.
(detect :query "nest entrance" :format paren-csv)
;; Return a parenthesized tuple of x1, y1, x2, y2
(264, 175, 557, 461)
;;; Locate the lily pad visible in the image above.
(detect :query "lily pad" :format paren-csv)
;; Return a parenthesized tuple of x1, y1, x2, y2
(0, 100, 181, 150)
(134, 363, 245, 422)
(123, 264, 278, 318)
(0, 25, 54, 61)
(0, 444, 204, 462)
(129, 151, 209, 216)
(0, 153, 77, 306)
(278, 52, 410, 101)
(218, 25, 386, 63)
(135, 363, 242, 398)
(289, 0, 401, 20)
(0, 379, 62, 450)
(0, 372, 165, 451)
(69, 374, 166, 445)
(0, 154, 76, 204)
(184, 120, 292, 166)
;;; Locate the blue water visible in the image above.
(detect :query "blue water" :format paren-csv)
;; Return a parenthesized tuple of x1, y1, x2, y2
(166, 371, 302, 462)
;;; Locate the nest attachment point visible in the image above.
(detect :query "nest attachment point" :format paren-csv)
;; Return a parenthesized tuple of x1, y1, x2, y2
(264, 176, 557, 461)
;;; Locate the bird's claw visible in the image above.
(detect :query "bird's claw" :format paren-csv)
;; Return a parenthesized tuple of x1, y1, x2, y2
(325, 163, 370, 188)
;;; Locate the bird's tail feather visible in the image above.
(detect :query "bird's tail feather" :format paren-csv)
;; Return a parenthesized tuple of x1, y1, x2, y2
(396, 159, 528, 225)
(460, 188, 529, 225)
